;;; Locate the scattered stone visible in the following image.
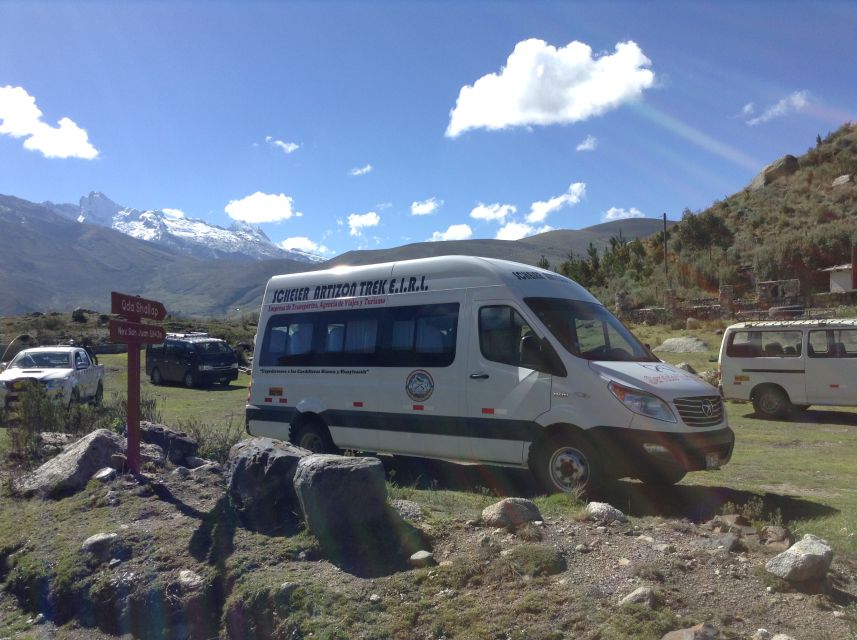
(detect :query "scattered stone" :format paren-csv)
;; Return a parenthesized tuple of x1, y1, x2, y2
(690, 533, 742, 553)
(765, 534, 833, 582)
(138, 421, 199, 465)
(93, 467, 117, 483)
(178, 569, 204, 591)
(225, 438, 311, 532)
(33, 613, 45, 625)
(749, 154, 799, 190)
(104, 490, 120, 506)
(699, 370, 719, 386)
(751, 630, 771, 640)
(110, 454, 128, 472)
(832, 174, 853, 187)
(575, 543, 591, 553)
(108, 559, 121, 569)
(619, 586, 658, 609)
(173, 466, 191, 477)
(410, 550, 435, 568)
(190, 462, 222, 476)
(675, 362, 698, 374)
(653, 337, 709, 353)
(81, 532, 119, 561)
(277, 582, 299, 602)
(139, 442, 166, 467)
(185, 456, 211, 469)
(14, 429, 126, 499)
(654, 543, 675, 553)
(481, 498, 542, 529)
(760, 525, 794, 551)
(585, 502, 627, 524)
(391, 499, 424, 522)
(772, 635, 796, 640)
(369, 594, 381, 604)
(293, 454, 388, 540)
(661, 622, 720, 639)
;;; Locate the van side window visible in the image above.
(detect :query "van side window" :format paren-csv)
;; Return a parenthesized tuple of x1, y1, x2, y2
(831, 329, 857, 358)
(479, 306, 532, 367)
(259, 303, 458, 368)
(808, 331, 830, 358)
(726, 330, 801, 358)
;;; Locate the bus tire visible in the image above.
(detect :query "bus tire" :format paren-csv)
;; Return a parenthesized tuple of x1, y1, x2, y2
(530, 429, 603, 495)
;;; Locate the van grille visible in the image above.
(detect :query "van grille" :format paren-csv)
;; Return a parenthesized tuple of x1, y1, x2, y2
(673, 396, 724, 427)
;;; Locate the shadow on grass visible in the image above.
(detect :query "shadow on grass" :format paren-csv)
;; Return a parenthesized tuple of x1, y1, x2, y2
(382, 456, 839, 524)
(739, 408, 857, 427)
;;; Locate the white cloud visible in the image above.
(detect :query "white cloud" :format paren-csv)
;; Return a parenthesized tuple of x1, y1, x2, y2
(576, 135, 598, 151)
(349, 164, 373, 176)
(348, 211, 380, 236)
(470, 202, 516, 223)
(446, 39, 655, 137)
(0, 85, 98, 159)
(279, 236, 333, 255)
(746, 91, 809, 126)
(225, 192, 301, 223)
(527, 182, 586, 223)
(411, 197, 443, 216)
(495, 222, 554, 240)
(741, 102, 755, 116)
(162, 208, 185, 219)
(602, 206, 645, 221)
(265, 135, 300, 154)
(429, 224, 473, 242)
(375, 202, 393, 211)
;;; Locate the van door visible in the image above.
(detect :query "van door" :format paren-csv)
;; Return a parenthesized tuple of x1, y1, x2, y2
(805, 329, 857, 405)
(464, 296, 552, 465)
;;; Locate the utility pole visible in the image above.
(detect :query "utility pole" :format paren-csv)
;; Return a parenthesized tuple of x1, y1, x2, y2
(663, 213, 668, 286)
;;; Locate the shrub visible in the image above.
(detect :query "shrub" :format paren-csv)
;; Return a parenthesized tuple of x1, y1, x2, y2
(177, 414, 244, 463)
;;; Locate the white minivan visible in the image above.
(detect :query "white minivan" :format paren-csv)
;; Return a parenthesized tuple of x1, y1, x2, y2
(246, 256, 733, 493)
(719, 319, 857, 417)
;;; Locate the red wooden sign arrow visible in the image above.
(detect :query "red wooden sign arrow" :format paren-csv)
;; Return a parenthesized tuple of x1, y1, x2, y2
(111, 291, 167, 322)
(109, 319, 166, 345)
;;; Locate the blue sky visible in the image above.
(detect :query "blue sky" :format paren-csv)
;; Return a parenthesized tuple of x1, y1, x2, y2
(1, 1, 855, 257)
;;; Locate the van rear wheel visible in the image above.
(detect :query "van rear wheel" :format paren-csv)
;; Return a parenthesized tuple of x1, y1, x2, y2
(183, 371, 195, 388)
(531, 431, 602, 495)
(292, 421, 336, 454)
(151, 368, 162, 385)
(752, 386, 792, 418)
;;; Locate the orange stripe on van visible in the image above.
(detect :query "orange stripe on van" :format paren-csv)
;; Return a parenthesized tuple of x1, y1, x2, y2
(482, 408, 495, 415)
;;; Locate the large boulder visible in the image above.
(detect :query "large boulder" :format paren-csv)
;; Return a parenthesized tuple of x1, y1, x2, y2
(14, 429, 125, 499)
(138, 422, 198, 465)
(293, 455, 387, 541)
(224, 438, 310, 532)
(765, 534, 833, 582)
(749, 155, 799, 190)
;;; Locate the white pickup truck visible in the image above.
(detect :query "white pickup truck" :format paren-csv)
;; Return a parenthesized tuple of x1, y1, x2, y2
(0, 346, 104, 409)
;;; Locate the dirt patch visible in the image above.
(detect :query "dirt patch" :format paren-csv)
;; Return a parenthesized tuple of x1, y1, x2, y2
(0, 464, 856, 639)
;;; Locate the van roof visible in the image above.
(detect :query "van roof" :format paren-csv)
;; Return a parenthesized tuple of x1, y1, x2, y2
(265, 255, 600, 304)
(726, 319, 857, 330)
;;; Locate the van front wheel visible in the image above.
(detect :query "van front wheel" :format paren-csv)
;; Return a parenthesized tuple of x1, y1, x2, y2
(752, 386, 792, 418)
(531, 432, 602, 495)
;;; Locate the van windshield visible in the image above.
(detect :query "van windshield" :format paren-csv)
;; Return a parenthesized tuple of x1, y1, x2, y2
(524, 298, 657, 362)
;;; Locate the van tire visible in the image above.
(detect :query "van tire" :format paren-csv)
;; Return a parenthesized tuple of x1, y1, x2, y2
(151, 368, 163, 385)
(752, 385, 792, 418)
(183, 371, 195, 388)
(93, 383, 103, 407)
(292, 420, 336, 454)
(530, 430, 602, 495)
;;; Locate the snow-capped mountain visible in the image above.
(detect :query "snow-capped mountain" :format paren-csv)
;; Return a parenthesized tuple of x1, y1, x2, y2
(43, 192, 324, 263)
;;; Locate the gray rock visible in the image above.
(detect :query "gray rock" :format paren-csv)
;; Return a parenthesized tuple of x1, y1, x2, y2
(178, 569, 204, 590)
(832, 174, 853, 187)
(14, 429, 125, 499)
(81, 532, 119, 561)
(765, 534, 833, 582)
(481, 498, 542, 529)
(751, 629, 772, 640)
(225, 437, 311, 532)
(409, 550, 435, 568)
(293, 454, 387, 540)
(93, 467, 117, 483)
(138, 421, 198, 465)
(675, 362, 698, 375)
(761, 525, 793, 551)
(653, 337, 709, 353)
(661, 622, 720, 639)
(185, 456, 211, 469)
(585, 502, 627, 524)
(277, 582, 299, 602)
(690, 533, 742, 553)
(173, 466, 191, 477)
(772, 635, 796, 640)
(749, 155, 799, 190)
(109, 453, 127, 472)
(139, 442, 166, 467)
(619, 586, 658, 609)
(391, 499, 424, 522)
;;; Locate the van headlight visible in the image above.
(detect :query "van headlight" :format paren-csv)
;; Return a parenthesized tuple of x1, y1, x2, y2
(43, 379, 65, 390)
(608, 381, 677, 423)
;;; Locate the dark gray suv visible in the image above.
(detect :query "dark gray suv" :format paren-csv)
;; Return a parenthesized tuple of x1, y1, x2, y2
(145, 333, 239, 388)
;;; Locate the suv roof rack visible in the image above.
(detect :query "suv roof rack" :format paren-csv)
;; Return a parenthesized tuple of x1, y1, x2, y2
(165, 332, 212, 340)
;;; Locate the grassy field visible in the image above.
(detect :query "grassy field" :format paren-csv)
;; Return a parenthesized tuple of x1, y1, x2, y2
(91, 323, 857, 557)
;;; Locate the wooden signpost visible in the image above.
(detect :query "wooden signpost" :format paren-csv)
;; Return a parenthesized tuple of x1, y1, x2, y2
(109, 292, 167, 473)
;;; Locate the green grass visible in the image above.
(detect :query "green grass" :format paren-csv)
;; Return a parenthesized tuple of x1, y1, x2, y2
(99, 352, 249, 427)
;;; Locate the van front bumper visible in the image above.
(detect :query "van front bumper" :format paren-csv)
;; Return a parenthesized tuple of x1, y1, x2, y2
(587, 425, 735, 476)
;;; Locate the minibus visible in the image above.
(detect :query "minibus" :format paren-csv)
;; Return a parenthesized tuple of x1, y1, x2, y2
(720, 319, 857, 417)
(246, 256, 733, 492)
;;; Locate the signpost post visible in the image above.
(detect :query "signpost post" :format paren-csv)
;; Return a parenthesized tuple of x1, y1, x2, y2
(109, 292, 166, 474)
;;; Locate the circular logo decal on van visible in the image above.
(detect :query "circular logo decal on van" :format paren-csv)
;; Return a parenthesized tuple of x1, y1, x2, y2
(406, 370, 434, 402)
